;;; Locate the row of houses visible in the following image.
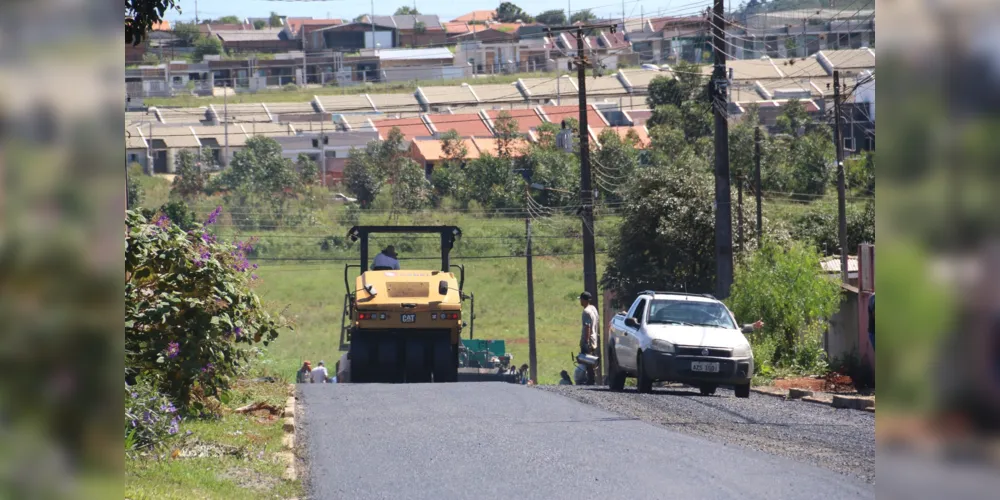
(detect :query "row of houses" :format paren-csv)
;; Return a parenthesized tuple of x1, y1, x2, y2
(128, 48, 874, 124)
(128, 8, 874, 90)
(125, 103, 656, 178)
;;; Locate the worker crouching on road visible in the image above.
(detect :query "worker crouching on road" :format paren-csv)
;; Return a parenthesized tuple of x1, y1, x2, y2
(297, 361, 312, 384)
(579, 291, 600, 386)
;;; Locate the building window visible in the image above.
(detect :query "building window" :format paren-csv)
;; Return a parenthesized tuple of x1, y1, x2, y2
(325, 150, 336, 158)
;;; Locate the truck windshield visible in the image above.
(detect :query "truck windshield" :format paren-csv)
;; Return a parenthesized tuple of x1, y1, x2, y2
(647, 300, 737, 329)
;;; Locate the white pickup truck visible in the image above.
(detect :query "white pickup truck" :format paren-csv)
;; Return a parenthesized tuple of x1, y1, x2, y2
(606, 291, 756, 397)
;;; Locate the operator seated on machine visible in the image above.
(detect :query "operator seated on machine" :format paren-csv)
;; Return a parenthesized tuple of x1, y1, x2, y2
(371, 245, 401, 271)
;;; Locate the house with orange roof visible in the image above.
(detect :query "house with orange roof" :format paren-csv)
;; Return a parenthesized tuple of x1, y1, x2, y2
(451, 10, 496, 23)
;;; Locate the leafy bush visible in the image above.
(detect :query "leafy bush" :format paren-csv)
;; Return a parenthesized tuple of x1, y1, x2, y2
(125, 208, 289, 413)
(728, 240, 841, 372)
(125, 376, 180, 453)
(158, 200, 197, 231)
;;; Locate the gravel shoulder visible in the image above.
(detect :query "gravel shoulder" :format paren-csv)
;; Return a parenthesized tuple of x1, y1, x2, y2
(540, 384, 876, 484)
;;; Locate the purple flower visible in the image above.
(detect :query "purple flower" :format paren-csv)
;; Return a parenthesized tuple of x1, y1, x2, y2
(251, 274, 259, 281)
(201, 232, 216, 244)
(252, 264, 258, 270)
(168, 417, 180, 435)
(131, 392, 138, 398)
(165, 342, 180, 359)
(233, 327, 242, 339)
(205, 206, 222, 225)
(155, 215, 170, 229)
(185, 430, 193, 436)
(201, 363, 215, 374)
(160, 402, 177, 414)
(131, 420, 137, 428)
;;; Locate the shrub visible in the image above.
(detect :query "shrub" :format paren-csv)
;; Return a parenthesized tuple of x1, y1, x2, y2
(727, 240, 841, 372)
(125, 208, 289, 413)
(125, 376, 180, 453)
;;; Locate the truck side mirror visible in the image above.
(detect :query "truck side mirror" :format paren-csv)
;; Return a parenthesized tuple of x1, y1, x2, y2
(741, 326, 755, 334)
(625, 317, 640, 328)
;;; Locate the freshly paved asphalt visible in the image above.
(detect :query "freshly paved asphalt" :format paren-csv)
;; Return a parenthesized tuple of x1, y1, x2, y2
(300, 383, 873, 500)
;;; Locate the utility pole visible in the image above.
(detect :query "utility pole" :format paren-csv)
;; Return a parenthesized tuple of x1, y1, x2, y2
(737, 174, 744, 254)
(754, 126, 763, 247)
(833, 70, 848, 283)
(224, 81, 229, 166)
(370, 0, 376, 51)
(574, 27, 601, 383)
(525, 218, 538, 384)
(711, 0, 734, 299)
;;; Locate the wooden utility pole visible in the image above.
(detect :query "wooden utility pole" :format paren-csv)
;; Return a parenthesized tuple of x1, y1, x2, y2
(833, 70, 848, 283)
(754, 126, 763, 246)
(525, 218, 538, 384)
(737, 174, 744, 254)
(542, 21, 617, 382)
(711, 0, 734, 298)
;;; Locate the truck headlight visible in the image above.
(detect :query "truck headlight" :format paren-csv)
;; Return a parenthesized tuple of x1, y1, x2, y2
(732, 344, 752, 358)
(651, 339, 675, 353)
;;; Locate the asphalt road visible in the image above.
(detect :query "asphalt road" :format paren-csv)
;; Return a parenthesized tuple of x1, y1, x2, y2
(300, 383, 873, 500)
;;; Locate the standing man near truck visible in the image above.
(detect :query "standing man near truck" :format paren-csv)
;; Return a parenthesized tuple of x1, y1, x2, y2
(579, 292, 600, 386)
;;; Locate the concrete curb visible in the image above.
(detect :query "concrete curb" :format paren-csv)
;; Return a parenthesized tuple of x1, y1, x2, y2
(751, 386, 874, 412)
(282, 384, 297, 482)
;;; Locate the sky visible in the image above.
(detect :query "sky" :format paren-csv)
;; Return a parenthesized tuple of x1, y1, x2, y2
(164, 0, 715, 24)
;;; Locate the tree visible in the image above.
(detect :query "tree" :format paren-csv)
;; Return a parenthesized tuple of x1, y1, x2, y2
(215, 15, 243, 24)
(727, 240, 841, 371)
(671, 60, 710, 104)
(460, 154, 524, 210)
(173, 21, 201, 46)
(493, 111, 523, 159)
(518, 147, 579, 207)
(647, 101, 712, 144)
(646, 76, 685, 109)
(431, 132, 468, 207)
(535, 9, 567, 26)
(533, 122, 561, 150)
(789, 132, 834, 196)
(496, 2, 533, 23)
(193, 35, 224, 62)
(125, 0, 180, 45)
(602, 160, 717, 302)
(594, 128, 640, 202)
(295, 153, 320, 186)
(343, 127, 422, 213)
(395, 6, 420, 15)
(569, 9, 596, 24)
(602, 154, 759, 304)
(775, 99, 810, 137)
(353, 14, 367, 22)
(127, 163, 145, 209)
(269, 11, 282, 27)
(209, 136, 305, 229)
(170, 150, 209, 201)
(253, 20, 267, 30)
(391, 159, 432, 213)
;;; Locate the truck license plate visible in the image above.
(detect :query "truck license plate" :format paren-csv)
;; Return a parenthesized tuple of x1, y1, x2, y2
(401, 314, 416, 323)
(691, 361, 720, 373)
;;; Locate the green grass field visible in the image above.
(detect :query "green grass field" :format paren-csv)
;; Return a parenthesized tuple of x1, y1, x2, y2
(257, 254, 607, 386)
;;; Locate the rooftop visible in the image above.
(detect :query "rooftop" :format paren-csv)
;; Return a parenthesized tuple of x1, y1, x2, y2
(451, 10, 496, 23)
(375, 47, 454, 61)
